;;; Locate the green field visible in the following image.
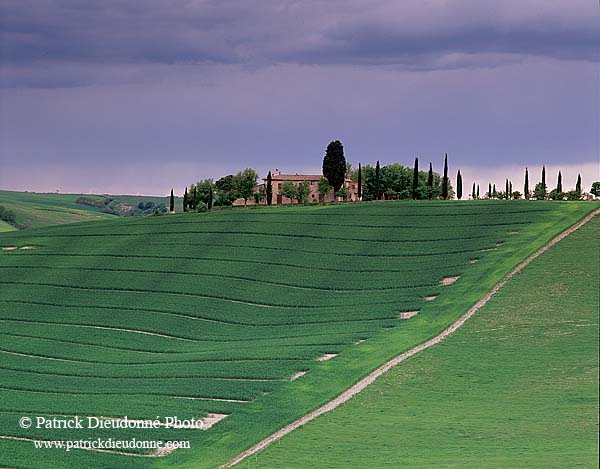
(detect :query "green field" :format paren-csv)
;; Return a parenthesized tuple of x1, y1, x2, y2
(0, 190, 114, 229)
(252, 215, 600, 468)
(0, 201, 596, 468)
(0, 220, 16, 232)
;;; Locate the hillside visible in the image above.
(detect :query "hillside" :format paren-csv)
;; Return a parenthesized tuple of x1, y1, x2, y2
(251, 214, 599, 468)
(0, 220, 16, 232)
(0, 201, 596, 469)
(0, 190, 114, 229)
(0, 190, 182, 230)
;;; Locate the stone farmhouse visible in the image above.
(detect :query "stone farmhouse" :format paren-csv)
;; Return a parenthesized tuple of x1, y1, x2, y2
(233, 169, 359, 206)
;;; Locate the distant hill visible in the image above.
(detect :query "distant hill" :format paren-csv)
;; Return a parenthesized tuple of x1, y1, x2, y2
(0, 220, 16, 232)
(0, 190, 181, 230)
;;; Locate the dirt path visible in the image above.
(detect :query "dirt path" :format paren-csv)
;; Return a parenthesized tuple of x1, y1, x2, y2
(221, 208, 600, 468)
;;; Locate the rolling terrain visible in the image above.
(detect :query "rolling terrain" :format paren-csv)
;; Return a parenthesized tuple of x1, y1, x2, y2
(0, 190, 114, 229)
(0, 200, 596, 468)
(251, 213, 599, 468)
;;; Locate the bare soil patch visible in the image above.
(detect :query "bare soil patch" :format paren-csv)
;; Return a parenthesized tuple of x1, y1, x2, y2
(317, 354, 337, 361)
(290, 371, 307, 381)
(399, 311, 419, 320)
(440, 275, 461, 286)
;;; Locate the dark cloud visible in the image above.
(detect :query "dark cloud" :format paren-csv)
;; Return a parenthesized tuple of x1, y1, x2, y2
(1, 0, 598, 75)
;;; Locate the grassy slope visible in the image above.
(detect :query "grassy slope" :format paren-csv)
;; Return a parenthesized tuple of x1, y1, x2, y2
(110, 194, 183, 212)
(252, 216, 599, 468)
(0, 201, 596, 469)
(0, 190, 114, 229)
(0, 220, 16, 232)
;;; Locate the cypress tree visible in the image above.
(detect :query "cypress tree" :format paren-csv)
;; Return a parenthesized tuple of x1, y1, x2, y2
(375, 160, 381, 200)
(524, 167, 530, 199)
(477, 184, 480, 199)
(441, 154, 449, 199)
(557, 171, 562, 193)
(509, 180, 512, 198)
(493, 184, 497, 198)
(472, 182, 476, 199)
(412, 157, 419, 199)
(505, 178, 509, 198)
(576, 174, 582, 193)
(169, 189, 174, 212)
(266, 171, 273, 206)
(208, 184, 213, 210)
(456, 170, 462, 200)
(322, 140, 346, 192)
(541, 165, 546, 199)
(427, 162, 433, 200)
(183, 187, 188, 212)
(488, 183, 492, 199)
(357, 163, 362, 200)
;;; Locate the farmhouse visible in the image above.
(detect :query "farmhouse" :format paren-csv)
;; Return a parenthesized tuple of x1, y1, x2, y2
(233, 169, 359, 206)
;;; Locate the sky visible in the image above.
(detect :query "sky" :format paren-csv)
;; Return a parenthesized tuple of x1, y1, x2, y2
(0, 0, 599, 196)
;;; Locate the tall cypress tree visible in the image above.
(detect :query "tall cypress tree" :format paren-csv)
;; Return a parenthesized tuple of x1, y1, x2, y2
(456, 170, 462, 200)
(169, 189, 175, 212)
(524, 167, 530, 199)
(183, 187, 188, 212)
(375, 160, 381, 200)
(488, 183, 492, 199)
(322, 140, 346, 192)
(208, 184, 213, 210)
(357, 163, 362, 200)
(477, 184, 480, 199)
(191, 186, 197, 210)
(493, 184, 497, 198)
(576, 174, 582, 193)
(472, 182, 476, 199)
(427, 162, 434, 200)
(509, 180, 512, 198)
(441, 154, 449, 199)
(541, 165, 546, 199)
(412, 157, 419, 199)
(557, 171, 562, 193)
(266, 171, 273, 206)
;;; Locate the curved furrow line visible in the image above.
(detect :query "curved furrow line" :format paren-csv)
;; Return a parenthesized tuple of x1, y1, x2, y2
(0, 265, 452, 292)
(0, 331, 350, 358)
(4, 248, 494, 270)
(0, 299, 254, 326)
(0, 366, 289, 382)
(79, 218, 532, 230)
(0, 386, 255, 402)
(0, 349, 308, 366)
(10, 230, 492, 243)
(0, 319, 202, 343)
(0, 302, 395, 327)
(0, 281, 436, 308)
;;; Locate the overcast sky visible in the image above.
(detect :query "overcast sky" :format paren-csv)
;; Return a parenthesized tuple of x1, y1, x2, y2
(0, 0, 598, 195)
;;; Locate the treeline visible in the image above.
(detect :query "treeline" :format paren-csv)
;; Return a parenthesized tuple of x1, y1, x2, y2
(348, 158, 451, 201)
(177, 138, 599, 212)
(467, 166, 598, 201)
(183, 169, 259, 212)
(0, 205, 16, 225)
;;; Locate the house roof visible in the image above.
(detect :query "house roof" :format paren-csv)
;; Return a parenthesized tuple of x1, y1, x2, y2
(266, 174, 323, 182)
(263, 173, 356, 183)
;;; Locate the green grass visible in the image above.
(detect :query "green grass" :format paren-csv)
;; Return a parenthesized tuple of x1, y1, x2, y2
(0, 190, 114, 229)
(0, 220, 16, 232)
(0, 200, 596, 468)
(251, 215, 600, 468)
